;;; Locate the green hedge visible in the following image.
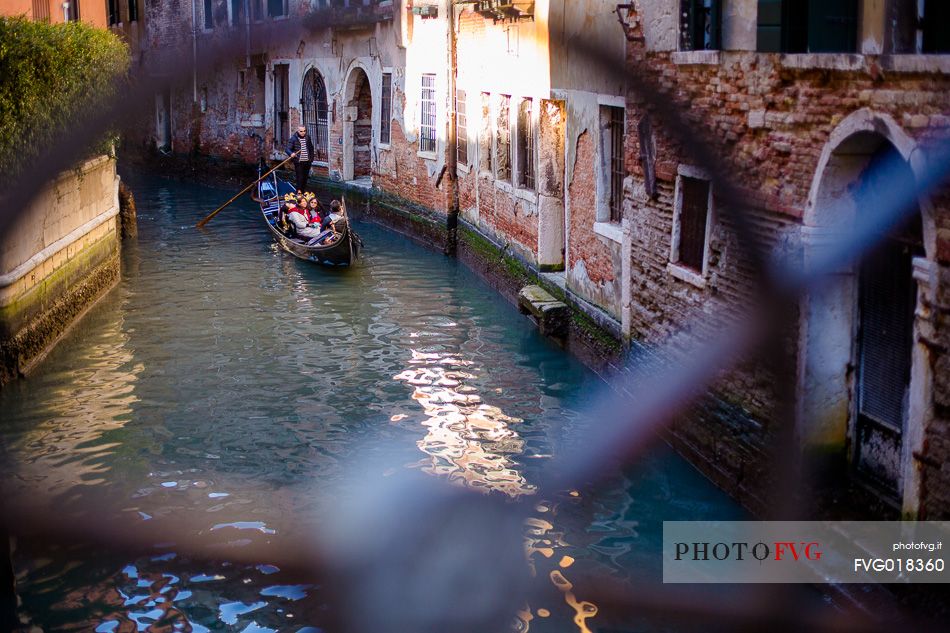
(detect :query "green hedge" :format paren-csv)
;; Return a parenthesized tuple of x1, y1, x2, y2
(0, 17, 129, 185)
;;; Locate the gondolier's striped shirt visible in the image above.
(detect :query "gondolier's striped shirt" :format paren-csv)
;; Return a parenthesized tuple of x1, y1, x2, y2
(298, 138, 310, 162)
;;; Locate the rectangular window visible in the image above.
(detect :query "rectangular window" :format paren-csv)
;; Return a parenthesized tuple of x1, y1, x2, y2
(756, 0, 857, 53)
(231, 0, 244, 26)
(680, 0, 721, 51)
(478, 92, 492, 172)
(516, 98, 534, 190)
(495, 95, 511, 182)
(128, 0, 138, 22)
(923, 0, 950, 53)
(32, 0, 50, 22)
(456, 89, 468, 166)
(107, 0, 119, 25)
(65, 0, 79, 21)
(380, 72, 392, 145)
(267, 0, 286, 18)
(251, 0, 263, 20)
(204, 0, 214, 29)
(420, 73, 437, 153)
(607, 106, 625, 223)
(675, 175, 711, 272)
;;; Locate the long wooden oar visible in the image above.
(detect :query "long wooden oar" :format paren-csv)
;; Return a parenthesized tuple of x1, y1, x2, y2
(195, 155, 294, 228)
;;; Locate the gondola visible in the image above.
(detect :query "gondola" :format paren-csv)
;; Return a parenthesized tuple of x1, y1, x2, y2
(251, 164, 362, 267)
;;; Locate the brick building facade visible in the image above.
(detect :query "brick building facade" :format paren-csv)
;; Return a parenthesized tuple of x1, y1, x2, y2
(132, 0, 950, 517)
(618, 0, 950, 517)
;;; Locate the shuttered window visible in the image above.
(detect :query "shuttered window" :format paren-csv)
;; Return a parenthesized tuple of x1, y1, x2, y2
(380, 73, 392, 145)
(495, 95, 511, 182)
(456, 89, 468, 166)
(857, 239, 917, 431)
(756, 0, 856, 53)
(677, 176, 710, 272)
(517, 98, 534, 190)
(32, 0, 50, 22)
(231, 0, 245, 26)
(923, 0, 950, 53)
(420, 74, 437, 153)
(608, 106, 625, 223)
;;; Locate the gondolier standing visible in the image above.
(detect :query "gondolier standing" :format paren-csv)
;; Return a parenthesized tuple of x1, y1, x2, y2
(286, 126, 315, 193)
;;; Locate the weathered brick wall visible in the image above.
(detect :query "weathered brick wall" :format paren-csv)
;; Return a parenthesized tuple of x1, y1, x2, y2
(621, 24, 950, 514)
(354, 73, 372, 178)
(568, 131, 614, 289)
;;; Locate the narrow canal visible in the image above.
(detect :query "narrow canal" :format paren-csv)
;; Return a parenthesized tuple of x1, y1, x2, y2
(0, 172, 743, 632)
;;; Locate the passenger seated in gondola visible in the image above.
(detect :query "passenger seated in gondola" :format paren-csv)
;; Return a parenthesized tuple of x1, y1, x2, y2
(278, 193, 297, 231)
(286, 194, 324, 241)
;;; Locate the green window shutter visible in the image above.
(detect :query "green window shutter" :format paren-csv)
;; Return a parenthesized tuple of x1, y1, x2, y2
(923, 0, 950, 53)
(806, 0, 857, 53)
(756, 0, 783, 52)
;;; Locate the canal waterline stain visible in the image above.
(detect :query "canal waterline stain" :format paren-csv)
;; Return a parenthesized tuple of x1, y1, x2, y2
(0, 173, 744, 632)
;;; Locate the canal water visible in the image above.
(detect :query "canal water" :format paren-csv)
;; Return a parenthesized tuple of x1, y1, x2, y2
(0, 173, 743, 632)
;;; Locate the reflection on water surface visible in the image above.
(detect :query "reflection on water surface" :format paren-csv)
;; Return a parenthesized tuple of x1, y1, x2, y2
(0, 173, 742, 632)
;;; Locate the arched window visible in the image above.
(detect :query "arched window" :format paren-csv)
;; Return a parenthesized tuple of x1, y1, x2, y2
(301, 69, 329, 163)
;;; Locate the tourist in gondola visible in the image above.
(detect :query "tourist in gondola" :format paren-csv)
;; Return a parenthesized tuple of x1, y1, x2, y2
(286, 126, 315, 193)
(278, 193, 297, 232)
(286, 194, 323, 240)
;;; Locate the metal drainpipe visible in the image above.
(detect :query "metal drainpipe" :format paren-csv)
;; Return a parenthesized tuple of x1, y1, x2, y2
(244, 0, 251, 68)
(445, 0, 460, 256)
(192, 0, 198, 103)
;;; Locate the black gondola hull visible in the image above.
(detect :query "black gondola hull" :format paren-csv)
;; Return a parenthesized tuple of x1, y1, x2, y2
(253, 174, 361, 266)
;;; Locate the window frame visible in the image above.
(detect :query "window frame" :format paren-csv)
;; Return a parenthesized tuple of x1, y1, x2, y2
(494, 94, 512, 184)
(128, 0, 138, 22)
(419, 73, 438, 156)
(267, 0, 288, 19)
(679, 0, 722, 51)
(230, 0, 246, 28)
(669, 164, 714, 287)
(203, 0, 214, 31)
(380, 71, 393, 148)
(456, 88, 469, 168)
(107, 0, 119, 26)
(515, 97, 535, 191)
(607, 105, 625, 223)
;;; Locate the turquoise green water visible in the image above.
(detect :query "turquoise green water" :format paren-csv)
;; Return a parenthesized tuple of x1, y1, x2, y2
(0, 173, 744, 632)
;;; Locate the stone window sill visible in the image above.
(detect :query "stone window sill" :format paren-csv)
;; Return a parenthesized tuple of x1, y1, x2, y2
(457, 162, 471, 175)
(513, 186, 537, 204)
(671, 50, 721, 65)
(667, 262, 706, 288)
(417, 150, 437, 161)
(779, 53, 864, 71)
(593, 221, 622, 244)
(494, 179, 513, 193)
(378, 142, 391, 151)
(879, 54, 950, 74)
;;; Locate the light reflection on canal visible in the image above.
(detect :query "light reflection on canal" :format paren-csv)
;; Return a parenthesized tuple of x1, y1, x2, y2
(0, 172, 743, 632)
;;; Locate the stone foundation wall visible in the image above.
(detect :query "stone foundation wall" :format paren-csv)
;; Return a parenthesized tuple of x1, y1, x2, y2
(0, 156, 121, 386)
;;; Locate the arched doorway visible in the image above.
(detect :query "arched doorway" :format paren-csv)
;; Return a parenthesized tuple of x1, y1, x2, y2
(852, 145, 924, 496)
(301, 68, 329, 163)
(800, 112, 933, 511)
(343, 67, 373, 181)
